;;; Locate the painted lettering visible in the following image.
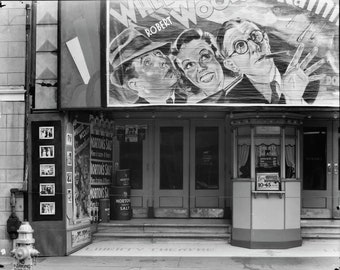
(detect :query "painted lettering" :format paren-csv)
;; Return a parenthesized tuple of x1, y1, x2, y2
(145, 16, 172, 37)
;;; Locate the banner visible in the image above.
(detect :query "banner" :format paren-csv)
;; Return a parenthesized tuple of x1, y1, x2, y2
(106, 0, 338, 106)
(60, 1, 339, 108)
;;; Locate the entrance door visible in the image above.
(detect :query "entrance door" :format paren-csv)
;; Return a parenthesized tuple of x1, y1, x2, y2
(154, 120, 225, 218)
(302, 120, 340, 218)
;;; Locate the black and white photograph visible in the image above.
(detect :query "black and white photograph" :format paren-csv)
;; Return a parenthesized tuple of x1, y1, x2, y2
(66, 151, 73, 166)
(66, 172, 72, 184)
(39, 145, 55, 158)
(39, 164, 55, 177)
(39, 183, 55, 196)
(39, 126, 54, 139)
(67, 189, 72, 203)
(0, 0, 339, 269)
(40, 202, 55, 215)
(66, 133, 73, 145)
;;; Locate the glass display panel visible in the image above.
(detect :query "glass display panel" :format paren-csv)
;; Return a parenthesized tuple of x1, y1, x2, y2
(303, 127, 327, 190)
(255, 136, 281, 177)
(237, 138, 251, 178)
(195, 127, 219, 190)
(237, 127, 251, 178)
(120, 141, 143, 189)
(285, 137, 296, 178)
(160, 127, 183, 190)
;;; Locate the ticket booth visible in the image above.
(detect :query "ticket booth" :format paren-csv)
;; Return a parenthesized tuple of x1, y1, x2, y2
(230, 113, 303, 249)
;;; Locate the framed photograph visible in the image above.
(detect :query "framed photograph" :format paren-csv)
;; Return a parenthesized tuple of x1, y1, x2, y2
(66, 133, 73, 145)
(256, 173, 281, 191)
(39, 127, 54, 139)
(67, 189, 72, 203)
(39, 183, 55, 196)
(40, 202, 55, 215)
(39, 145, 55, 158)
(66, 172, 73, 183)
(66, 151, 73, 166)
(40, 164, 55, 177)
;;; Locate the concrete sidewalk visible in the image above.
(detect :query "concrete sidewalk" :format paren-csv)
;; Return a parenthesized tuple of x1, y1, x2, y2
(1, 256, 340, 270)
(72, 238, 340, 257)
(1, 239, 339, 270)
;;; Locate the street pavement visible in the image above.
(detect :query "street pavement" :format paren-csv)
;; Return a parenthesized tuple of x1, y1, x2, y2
(1, 239, 339, 270)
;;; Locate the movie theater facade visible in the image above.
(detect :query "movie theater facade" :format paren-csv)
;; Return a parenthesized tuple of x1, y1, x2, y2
(27, 0, 339, 254)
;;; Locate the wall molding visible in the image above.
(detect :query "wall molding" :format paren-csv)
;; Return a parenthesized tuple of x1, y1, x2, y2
(0, 87, 26, 101)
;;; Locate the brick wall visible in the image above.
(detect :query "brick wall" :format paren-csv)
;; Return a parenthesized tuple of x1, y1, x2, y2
(0, 1, 27, 255)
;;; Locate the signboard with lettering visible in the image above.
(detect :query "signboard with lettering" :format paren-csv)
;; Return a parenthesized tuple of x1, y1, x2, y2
(71, 227, 92, 248)
(60, 0, 339, 108)
(256, 172, 281, 191)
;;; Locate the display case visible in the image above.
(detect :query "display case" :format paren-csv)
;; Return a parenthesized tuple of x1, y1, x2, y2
(28, 113, 114, 256)
(231, 113, 303, 249)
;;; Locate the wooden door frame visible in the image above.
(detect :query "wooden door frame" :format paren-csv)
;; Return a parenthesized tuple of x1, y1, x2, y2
(332, 120, 340, 218)
(189, 119, 225, 212)
(113, 119, 153, 218)
(153, 120, 190, 217)
(301, 120, 334, 218)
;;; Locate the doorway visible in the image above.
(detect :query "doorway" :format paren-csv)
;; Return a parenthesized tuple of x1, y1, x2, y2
(154, 120, 225, 218)
(302, 120, 340, 219)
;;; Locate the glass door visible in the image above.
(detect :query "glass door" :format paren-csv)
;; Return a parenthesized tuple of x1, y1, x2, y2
(113, 120, 152, 218)
(154, 119, 225, 218)
(154, 121, 190, 217)
(302, 120, 339, 218)
(189, 120, 225, 211)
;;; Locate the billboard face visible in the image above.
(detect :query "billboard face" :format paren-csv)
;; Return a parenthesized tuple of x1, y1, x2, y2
(60, 0, 339, 108)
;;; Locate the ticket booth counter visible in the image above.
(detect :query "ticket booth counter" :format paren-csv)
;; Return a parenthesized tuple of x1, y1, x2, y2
(231, 113, 303, 249)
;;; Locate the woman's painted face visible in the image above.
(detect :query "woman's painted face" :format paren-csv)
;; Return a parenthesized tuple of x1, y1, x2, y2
(222, 22, 274, 77)
(176, 39, 224, 94)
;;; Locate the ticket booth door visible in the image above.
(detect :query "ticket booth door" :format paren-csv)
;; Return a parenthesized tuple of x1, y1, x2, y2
(154, 120, 225, 218)
(302, 120, 340, 219)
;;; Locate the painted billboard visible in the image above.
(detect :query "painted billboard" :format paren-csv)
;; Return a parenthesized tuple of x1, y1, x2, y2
(60, 0, 339, 108)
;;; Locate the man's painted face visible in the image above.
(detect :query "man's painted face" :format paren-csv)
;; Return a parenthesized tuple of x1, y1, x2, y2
(176, 39, 224, 94)
(131, 49, 177, 101)
(222, 22, 274, 77)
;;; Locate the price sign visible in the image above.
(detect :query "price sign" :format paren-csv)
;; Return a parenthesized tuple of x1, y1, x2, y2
(256, 173, 280, 191)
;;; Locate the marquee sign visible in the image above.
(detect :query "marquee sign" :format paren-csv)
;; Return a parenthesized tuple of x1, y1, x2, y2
(60, 0, 339, 108)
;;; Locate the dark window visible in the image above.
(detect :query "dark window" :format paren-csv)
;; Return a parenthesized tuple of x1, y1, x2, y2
(120, 141, 143, 189)
(303, 127, 327, 190)
(195, 127, 219, 189)
(160, 127, 183, 189)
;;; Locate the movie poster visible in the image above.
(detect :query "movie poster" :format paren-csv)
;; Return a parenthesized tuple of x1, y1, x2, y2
(74, 122, 91, 220)
(60, 0, 339, 108)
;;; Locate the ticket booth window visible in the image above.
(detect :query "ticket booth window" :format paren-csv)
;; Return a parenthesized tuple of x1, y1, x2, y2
(255, 126, 281, 177)
(236, 127, 251, 178)
(232, 115, 301, 181)
(285, 127, 297, 179)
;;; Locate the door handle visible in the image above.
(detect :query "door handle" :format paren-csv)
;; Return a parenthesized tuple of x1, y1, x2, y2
(334, 163, 338, 175)
(327, 163, 332, 174)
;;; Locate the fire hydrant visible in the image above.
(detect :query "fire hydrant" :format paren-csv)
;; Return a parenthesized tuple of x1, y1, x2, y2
(11, 222, 39, 270)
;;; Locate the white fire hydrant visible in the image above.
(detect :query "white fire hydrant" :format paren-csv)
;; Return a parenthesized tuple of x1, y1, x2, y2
(11, 222, 39, 270)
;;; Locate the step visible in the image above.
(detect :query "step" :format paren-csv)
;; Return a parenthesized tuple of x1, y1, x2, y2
(301, 219, 340, 239)
(301, 233, 340, 239)
(97, 226, 230, 234)
(94, 232, 230, 239)
(93, 219, 231, 239)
